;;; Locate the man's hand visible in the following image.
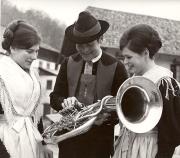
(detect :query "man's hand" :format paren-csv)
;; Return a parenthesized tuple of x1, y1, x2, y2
(61, 97, 83, 109)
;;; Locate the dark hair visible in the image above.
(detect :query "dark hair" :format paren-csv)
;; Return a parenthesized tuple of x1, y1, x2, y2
(120, 24, 162, 59)
(2, 20, 41, 51)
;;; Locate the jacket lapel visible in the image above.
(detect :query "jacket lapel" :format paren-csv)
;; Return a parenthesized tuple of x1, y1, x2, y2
(67, 55, 83, 96)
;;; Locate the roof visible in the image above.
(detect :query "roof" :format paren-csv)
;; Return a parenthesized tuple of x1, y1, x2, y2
(39, 67, 58, 76)
(40, 43, 59, 53)
(86, 6, 180, 56)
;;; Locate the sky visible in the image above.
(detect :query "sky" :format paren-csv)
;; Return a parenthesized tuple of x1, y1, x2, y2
(10, 0, 180, 26)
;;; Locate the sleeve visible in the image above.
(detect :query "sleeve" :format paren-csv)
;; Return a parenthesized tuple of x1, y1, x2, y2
(157, 77, 180, 146)
(106, 60, 128, 126)
(49, 58, 68, 111)
(111, 60, 128, 96)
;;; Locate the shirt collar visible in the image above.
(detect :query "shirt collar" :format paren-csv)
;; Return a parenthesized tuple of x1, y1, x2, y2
(91, 49, 102, 63)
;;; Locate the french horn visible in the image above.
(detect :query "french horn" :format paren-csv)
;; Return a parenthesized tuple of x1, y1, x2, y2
(43, 76, 163, 144)
(43, 95, 115, 144)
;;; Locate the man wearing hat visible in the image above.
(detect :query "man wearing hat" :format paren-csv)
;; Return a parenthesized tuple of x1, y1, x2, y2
(50, 11, 128, 158)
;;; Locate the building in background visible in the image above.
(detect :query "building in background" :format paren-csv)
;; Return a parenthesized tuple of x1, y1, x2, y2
(36, 43, 60, 116)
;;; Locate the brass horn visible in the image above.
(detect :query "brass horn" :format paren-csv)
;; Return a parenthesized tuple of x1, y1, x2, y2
(43, 76, 163, 143)
(116, 76, 163, 133)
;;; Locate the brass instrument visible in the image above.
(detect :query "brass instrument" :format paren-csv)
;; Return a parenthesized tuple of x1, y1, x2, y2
(43, 76, 163, 144)
(43, 95, 115, 144)
(116, 76, 163, 133)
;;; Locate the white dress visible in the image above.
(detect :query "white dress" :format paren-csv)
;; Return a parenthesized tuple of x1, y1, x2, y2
(0, 55, 43, 158)
(113, 65, 173, 158)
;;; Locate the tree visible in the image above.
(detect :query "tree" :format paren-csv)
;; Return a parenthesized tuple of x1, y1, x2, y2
(1, 0, 66, 50)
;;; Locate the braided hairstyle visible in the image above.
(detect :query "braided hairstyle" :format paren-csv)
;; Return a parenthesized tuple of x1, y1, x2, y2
(2, 20, 41, 52)
(120, 24, 162, 59)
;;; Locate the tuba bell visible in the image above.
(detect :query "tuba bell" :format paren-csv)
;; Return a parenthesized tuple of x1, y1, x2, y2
(43, 76, 163, 143)
(116, 76, 163, 133)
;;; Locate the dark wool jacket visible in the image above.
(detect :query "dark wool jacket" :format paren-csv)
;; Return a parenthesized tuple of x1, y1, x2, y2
(50, 52, 128, 158)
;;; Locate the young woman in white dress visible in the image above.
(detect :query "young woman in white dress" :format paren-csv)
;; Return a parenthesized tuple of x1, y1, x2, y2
(0, 20, 52, 158)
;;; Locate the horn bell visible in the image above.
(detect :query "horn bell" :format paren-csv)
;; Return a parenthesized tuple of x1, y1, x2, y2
(116, 76, 163, 133)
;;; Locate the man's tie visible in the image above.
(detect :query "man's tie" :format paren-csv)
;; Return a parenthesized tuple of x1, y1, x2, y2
(84, 61, 93, 74)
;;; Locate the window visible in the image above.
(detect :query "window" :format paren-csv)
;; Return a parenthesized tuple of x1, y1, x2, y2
(47, 63, 50, 69)
(46, 80, 52, 90)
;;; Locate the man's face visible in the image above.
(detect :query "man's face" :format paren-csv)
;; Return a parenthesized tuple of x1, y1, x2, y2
(122, 47, 147, 76)
(76, 40, 101, 61)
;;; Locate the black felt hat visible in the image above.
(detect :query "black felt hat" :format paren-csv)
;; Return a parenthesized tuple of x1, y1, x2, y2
(65, 11, 109, 44)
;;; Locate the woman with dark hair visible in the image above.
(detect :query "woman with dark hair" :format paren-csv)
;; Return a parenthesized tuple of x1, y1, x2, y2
(0, 20, 52, 158)
(113, 24, 180, 158)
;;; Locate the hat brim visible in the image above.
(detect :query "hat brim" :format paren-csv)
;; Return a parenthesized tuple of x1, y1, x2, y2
(65, 20, 109, 44)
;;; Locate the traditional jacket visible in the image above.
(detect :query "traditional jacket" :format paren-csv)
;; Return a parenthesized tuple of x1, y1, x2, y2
(0, 55, 43, 158)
